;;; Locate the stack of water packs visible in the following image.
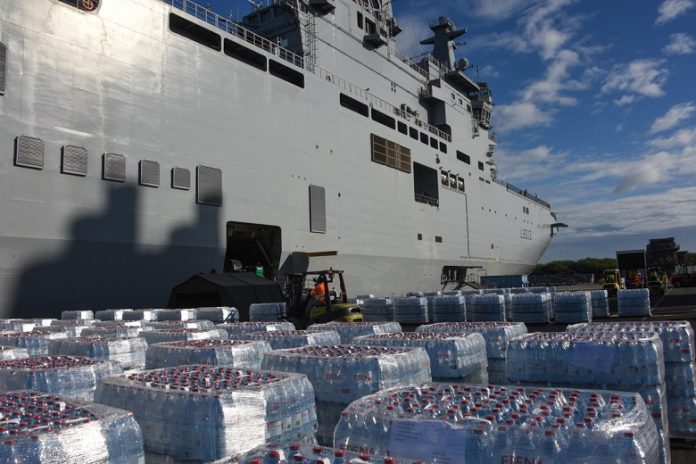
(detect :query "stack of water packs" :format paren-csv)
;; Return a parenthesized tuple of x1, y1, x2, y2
(417, 322, 528, 384)
(0, 356, 122, 401)
(95, 367, 317, 462)
(195, 307, 240, 323)
(229, 443, 412, 463)
(510, 292, 553, 323)
(354, 332, 487, 383)
(230, 330, 340, 350)
(334, 383, 659, 464)
(139, 327, 228, 344)
(82, 321, 146, 338)
(553, 292, 592, 323)
(506, 331, 670, 464)
(249, 303, 287, 322)
(94, 309, 133, 321)
(306, 321, 402, 343)
(261, 345, 430, 445)
(618, 289, 652, 317)
(393, 297, 428, 324)
(144, 320, 214, 330)
(469, 294, 506, 322)
(145, 339, 272, 370)
(49, 337, 148, 370)
(0, 331, 68, 357)
(0, 390, 145, 463)
(217, 322, 296, 338)
(0, 345, 28, 361)
(590, 290, 610, 318)
(431, 295, 467, 322)
(60, 310, 94, 320)
(360, 298, 395, 322)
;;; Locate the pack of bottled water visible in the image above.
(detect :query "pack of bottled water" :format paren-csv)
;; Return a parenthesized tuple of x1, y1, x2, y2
(334, 383, 659, 464)
(139, 328, 228, 345)
(0, 345, 28, 361)
(60, 310, 94, 320)
(217, 322, 296, 338)
(508, 287, 530, 294)
(82, 323, 145, 339)
(228, 443, 413, 463)
(95, 367, 317, 462)
(0, 390, 145, 463)
(154, 309, 198, 321)
(392, 297, 428, 324)
(0, 320, 36, 333)
(511, 292, 553, 323)
(618, 289, 652, 317)
(196, 307, 240, 323)
(590, 290, 610, 318)
(354, 332, 487, 383)
(124, 309, 168, 321)
(144, 320, 215, 330)
(529, 286, 556, 294)
(430, 295, 467, 322)
(469, 294, 506, 322)
(94, 309, 133, 321)
(145, 339, 272, 370)
(261, 345, 431, 445)
(49, 337, 148, 370)
(553, 292, 592, 323)
(504, 293, 513, 321)
(360, 298, 395, 322)
(43, 323, 93, 338)
(306, 322, 402, 343)
(249, 303, 288, 322)
(417, 322, 528, 384)
(355, 294, 375, 306)
(0, 331, 68, 357)
(481, 288, 506, 295)
(51, 319, 98, 327)
(0, 355, 122, 401)
(233, 330, 341, 350)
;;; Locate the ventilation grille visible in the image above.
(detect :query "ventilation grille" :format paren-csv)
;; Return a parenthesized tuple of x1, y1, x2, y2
(61, 145, 88, 176)
(139, 160, 160, 187)
(172, 167, 191, 190)
(103, 153, 126, 182)
(0, 42, 6, 95)
(196, 165, 222, 206)
(309, 185, 326, 234)
(15, 136, 44, 169)
(371, 134, 411, 173)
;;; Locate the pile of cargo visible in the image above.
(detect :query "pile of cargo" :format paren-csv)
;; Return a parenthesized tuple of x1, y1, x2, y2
(145, 339, 272, 369)
(249, 303, 287, 322)
(553, 292, 592, 323)
(216, 321, 296, 338)
(139, 327, 227, 344)
(49, 337, 148, 370)
(618, 289, 652, 317)
(510, 292, 553, 323)
(430, 295, 467, 322)
(0, 345, 28, 361)
(306, 321, 401, 343)
(143, 320, 214, 330)
(590, 290, 610, 318)
(393, 297, 428, 324)
(360, 298, 395, 322)
(94, 309, 133, 321)
(60, 310, 94, 320)
(0, 331, 68, 356)
(469, 294, 506, 322)
(195, 306, 240, 323)
(230, 330, 340, 349)
(229, 443, 411, 463)
(82, 322, 145, 338)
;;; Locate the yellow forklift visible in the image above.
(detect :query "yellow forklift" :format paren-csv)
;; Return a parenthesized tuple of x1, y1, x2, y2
(285, 269, 363, 329)
(602, 268, 624, 298)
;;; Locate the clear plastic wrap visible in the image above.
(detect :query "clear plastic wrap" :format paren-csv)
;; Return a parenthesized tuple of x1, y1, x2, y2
(42, 324, 93, 338)
(217, 322, 296, 338)
(94, 367, 318, 462)
(0, 390, 145, 463)
(61, 310, 94, 320)
(0, 321, 36, 333)
(227, 443, 413, 464)
(144, 320, 215, 330)
(196, 307, 240, 323)
(334, 383, 660, 464)
(360, 298, 396, 322)
(469, 294, 506, 322)
(618, 289, 652, 317)
(430, 295, 467, 323)
(0, 356, 123, 401)
(122, 309, 165, 321)
(145, 339, 272, 370)
(94, 309, 134, 321)
(231, 330, 340, 350)
(392, 297, 428, 324)
(153, 309, 199, 321)
(354, 332, 487, 382)
(0, 345, 29, 361)
(261, 345, 431, 445)
(81, 324, 145, 339)
(511, 292, 553, 323)
(249, 303, 288, 322)
(306, 321, 402, 343)
(553, 292, 592, 323)
(590, 290, 610, 318)
(49, 337, 148, 370)
(139, 328, 228, 345)
(0, 331, 68, 357)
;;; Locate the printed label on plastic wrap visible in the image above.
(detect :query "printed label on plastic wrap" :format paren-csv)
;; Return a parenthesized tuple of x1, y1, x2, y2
(571, 342, 616, 373)
(388, 419, 466, 463)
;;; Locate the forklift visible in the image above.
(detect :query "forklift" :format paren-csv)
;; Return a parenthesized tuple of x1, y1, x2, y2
(284, 269, 363, 328)
(646, 266, 667, 298)
(602, 268, 624, 298)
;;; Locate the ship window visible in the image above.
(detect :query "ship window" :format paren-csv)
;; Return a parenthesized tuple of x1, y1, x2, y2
(269, 59, 305, 88)
(139, 160, 160, 188)
(478, 161, 484, 171)
(169, 14, 221, 51)
(172, 167, 191, 190)
(413, 162, 439, 207)
(420, 132, 428, 145)
(449, 173, 457, 188)
(61, 145, 88, 176)
(0, 41, 6, 95)
(417, 233, 423, 240)
(102, 153, 126, 182)
(430, 137, 438, 149)
(409, 127, 418, 140)
(457, 151, 471, 164)
(197, 165, 223, 206)
(340, 93, 369, 117)
(371, 133, 411, 173)
(440, 170, 448, 186)
(371, 109, 396, 129)
(224, 38, 267, 72)
(365, 19, 376, 34)
(439, 142, 447, 153)
(398, 121, 408, 135)
(458, 177, 465, 192)
(309, 185, 326, 234)
(357, 12, 364, 29)
(435, 236, 443, 243)
(15, 136, 45, 170)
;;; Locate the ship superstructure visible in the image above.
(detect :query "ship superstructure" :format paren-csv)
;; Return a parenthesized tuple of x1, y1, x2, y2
(0, 0, 559, 317)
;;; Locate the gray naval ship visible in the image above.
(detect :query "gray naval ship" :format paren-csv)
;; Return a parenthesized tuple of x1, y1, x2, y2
(0, 0, 563, 317)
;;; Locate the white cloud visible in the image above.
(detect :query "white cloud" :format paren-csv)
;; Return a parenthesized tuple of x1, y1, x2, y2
(479, 64, 501, 78)
(394, 13, 435, 58)
(602, 59, 669, 106)
(656, 0, 695, 25)
(494, 102, 554, 131)
(520, 50, 581, 105)
(663, 33, 696, 55)
(466, 0, 538, 20)
(650, 102, 696, 133)
(650, 126, 696, 149)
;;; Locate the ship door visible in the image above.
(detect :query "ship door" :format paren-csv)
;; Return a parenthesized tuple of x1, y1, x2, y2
(224, 222, 282, 279)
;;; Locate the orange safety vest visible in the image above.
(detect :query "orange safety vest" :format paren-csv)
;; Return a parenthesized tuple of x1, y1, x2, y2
(311, 283, 326, 304)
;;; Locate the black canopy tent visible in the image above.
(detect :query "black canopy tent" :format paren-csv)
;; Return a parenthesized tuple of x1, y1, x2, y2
(168, 272, 285, 321)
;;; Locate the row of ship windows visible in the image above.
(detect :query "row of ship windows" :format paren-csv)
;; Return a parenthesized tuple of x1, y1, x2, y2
(12, 135, 223, 206)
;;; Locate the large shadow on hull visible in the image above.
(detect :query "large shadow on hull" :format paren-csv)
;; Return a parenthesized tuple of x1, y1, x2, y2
(9, 185, 223, 318)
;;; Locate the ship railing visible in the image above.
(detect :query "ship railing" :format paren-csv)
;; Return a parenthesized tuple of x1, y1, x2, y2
(493, 178, 551, 209)
(390, 49, 429, 78)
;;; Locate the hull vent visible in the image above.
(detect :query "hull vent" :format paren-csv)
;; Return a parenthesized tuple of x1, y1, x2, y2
(309, 185, 326, 234)
(197, 165, 222, 206)
(139, 160, 160, 187)
(62, 145, 88, 176)
(172, 167, 191, 190)
(102, 153, 126, 182)
(15, 136, 44, 170)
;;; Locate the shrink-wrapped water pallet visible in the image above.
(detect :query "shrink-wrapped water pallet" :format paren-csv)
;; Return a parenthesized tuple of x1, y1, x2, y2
(145, 339, 272, 370)
(95, 367, 318, 462)
(123, 309, 165, 321)
(0, 331, 68, 357)
(334, 383, 660, 464)
(217, 322, 296, 338)
(42, 324, 93, 338)
(0, 390, 145, 463)
(568, 321, 696, 437)
(0, 355, 122, 401)
(227, 443, 412, 463)
(262, 345, 431, 445)
(354, 332, 487, 383)
(0, 321, 36, 333)
(49, 337, 148, 370)
(155, 309, 199, 321)
(306, 321, 401, 343)
(431, 295, 467, 322)
(553, 292, 592, 323)
(360, 298, 395, 322)
(144, 320, 215, 330)
(139, 328, 228, 345)
(618, 289, 652, 317)
(61, 310, 94, 320)
(231, 330, 340, 350)
(249, 303, 287, 322)
(196, 307, 240, 323)
(393, 297, 428, 324)
(82, 323, 145, 339)
(511, 292, 553, 323)
(95, 309, 133, 321)
(590, 290, 610, 318)
(469, 294, 506, 322)
(506, 332, 670, 464)
(0, 345, 28, 361)
(417, 322, 527, 384)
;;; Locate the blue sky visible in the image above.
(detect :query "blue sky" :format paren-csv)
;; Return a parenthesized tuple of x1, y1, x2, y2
(208, 0, 696, 261)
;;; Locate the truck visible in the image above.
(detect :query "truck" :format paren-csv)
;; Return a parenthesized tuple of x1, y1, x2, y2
(616, 250, 647, 289)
